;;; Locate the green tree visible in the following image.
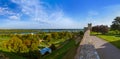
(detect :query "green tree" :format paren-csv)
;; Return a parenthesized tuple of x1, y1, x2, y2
(65, 32, 72, 39)
(40, 32, 46, 39)
(79, 31, 84, 35)
(20, 44, 29, 53)
(92, 25, 99, 33)
(7, 36, 23, 53)
(59, 32, 65, 39)
(99, 25, 109, 34)
(30, 43, 38, 51)
(44, 35, 52, 42)
(92, 25, 109, 34)
(51, 32, 58, 39)
(3, 36, 29, 53)
(49, 44, 56, 51)
(111, 17, 120, 32)
(47, 35, 52, 41)
(23, 39, 31, 48)
(30, 39, 39, 51)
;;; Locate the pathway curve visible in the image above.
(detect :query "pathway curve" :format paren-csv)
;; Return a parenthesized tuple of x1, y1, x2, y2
(91, 36, 120, 59)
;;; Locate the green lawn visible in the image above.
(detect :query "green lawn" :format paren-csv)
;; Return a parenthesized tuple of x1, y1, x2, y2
(90, 32, 101, 35)
(97, 34, 120, 49)
(0, 36, 10, 42)
(41, 39, 76, 59)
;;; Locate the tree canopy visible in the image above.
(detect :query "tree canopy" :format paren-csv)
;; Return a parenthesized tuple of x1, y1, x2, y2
(111, 17, 120, 31)
(92, 25, 109, 34)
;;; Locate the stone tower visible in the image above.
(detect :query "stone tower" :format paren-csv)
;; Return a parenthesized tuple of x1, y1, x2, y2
(88, 23, 92, 30)
(84, 23, 92, 32)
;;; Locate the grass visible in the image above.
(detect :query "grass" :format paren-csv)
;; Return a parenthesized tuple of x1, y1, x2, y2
(0, 36, 10, 42)
(62, 44, 78, 59)
(0, 50, 26, 59)
(90, 32, 101, 35)
(91, 31, 120, 49)
(97, 35, 120, 42)
(41, 39, 76, 59)
(0, 47, 26, 59)
(97, 34, 120, 49)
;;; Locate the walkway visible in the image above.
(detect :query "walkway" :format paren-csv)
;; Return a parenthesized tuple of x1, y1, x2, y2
(91, 36, 120, 59)
(75, 30, 120, 59)
(75, 30, 100, 59)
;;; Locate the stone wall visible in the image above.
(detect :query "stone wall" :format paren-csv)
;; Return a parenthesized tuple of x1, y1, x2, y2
(75, 30, 100, 59)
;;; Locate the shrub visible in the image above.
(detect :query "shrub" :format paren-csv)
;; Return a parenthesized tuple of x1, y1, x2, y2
(49, 44, 56, 51)
(79, 31, 84, 35)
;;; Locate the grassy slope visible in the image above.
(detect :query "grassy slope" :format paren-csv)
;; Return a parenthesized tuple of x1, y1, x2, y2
(97, 35, 120, 49)
(0, 50, 26, 59)
(41, 39, 76, 59)
(62, 44, 78, 59)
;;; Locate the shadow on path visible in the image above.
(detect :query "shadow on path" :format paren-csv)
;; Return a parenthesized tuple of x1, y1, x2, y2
(91, 36, 120, 59)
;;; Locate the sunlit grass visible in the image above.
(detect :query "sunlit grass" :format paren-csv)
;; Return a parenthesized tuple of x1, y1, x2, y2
(97, 35, 120, 49)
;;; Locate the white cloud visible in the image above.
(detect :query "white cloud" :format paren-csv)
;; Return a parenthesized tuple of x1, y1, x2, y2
(0, 7, 21, 21)
(9, 0, 82, 29)
(85, 4, 120, 27)
(2, 0, 120, 29)
(9, 15, 20, 20)
(88, 10, 99, 16)
(0, 7, 14, 15)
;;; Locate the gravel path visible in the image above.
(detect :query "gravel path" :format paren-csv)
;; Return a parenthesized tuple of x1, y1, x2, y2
(91, 36, 120, 59)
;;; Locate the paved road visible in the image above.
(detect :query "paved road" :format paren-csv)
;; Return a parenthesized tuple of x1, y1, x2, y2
(91, 36, 120, 59)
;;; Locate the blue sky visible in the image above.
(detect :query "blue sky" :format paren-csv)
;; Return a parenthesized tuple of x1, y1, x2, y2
(0, 0, 120, 29)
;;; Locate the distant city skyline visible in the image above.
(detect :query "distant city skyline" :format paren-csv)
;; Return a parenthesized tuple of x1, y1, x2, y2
(0, 0, 120, 29)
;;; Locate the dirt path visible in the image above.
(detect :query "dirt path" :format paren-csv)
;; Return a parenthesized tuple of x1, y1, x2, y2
(91, 36, 120, 59)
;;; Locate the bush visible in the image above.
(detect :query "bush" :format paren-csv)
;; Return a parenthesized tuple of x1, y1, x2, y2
(79, 31, 84, 35)
(49, 44, 56, 51)
(44, 35, 52, 42)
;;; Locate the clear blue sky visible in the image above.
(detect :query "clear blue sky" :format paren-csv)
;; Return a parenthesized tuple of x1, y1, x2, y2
(0, 0, 120, 29)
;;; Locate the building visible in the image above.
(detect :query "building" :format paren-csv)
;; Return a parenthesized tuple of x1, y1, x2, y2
(88, 23, 92, 30)
(84, 23, 92, 32)
(39, 47, 52, 55)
